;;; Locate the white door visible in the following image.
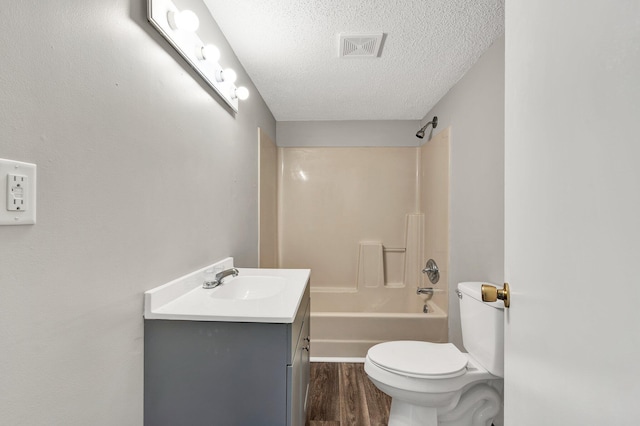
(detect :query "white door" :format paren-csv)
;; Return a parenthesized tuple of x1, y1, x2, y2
(504, 1, 640, 425)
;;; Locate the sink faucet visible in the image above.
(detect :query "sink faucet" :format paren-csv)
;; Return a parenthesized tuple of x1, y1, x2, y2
(203, 268, 239, 289)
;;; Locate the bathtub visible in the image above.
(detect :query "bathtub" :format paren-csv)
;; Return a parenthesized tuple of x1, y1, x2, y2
(310, 288, 448, 359)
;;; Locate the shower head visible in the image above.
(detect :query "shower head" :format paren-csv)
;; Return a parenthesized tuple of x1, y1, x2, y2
(416, 116, 438, 139)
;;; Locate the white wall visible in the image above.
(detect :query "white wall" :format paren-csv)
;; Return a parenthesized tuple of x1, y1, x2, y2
(277, 120, 421, 147)
(0, 1, 274, 424)
(422, 37, 505, 348)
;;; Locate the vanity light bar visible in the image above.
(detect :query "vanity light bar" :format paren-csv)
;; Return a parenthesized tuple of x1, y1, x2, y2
(147, 0, 249, 112)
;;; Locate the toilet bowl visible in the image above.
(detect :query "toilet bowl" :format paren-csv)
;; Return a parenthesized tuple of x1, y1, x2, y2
(364, 282, 504, 426)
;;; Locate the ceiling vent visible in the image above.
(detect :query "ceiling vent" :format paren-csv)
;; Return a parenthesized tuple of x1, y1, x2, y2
(339, 33, 384, 58)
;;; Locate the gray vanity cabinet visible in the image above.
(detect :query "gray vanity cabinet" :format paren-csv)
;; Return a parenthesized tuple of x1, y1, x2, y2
(144, 284, 310, 426)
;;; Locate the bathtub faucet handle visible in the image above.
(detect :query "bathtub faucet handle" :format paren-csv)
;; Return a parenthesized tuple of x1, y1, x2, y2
(422, 259, 440, 284)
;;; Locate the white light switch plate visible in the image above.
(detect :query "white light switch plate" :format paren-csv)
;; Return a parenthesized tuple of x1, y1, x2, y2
(0, 158, 36, 225)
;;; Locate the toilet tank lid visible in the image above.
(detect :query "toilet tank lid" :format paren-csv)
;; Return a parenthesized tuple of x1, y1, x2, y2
(458, 282, 504, 309)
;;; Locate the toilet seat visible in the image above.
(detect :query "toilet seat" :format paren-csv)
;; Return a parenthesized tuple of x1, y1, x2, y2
(367, 341, 468, 379)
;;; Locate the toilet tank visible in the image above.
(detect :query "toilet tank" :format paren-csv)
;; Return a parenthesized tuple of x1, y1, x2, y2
(458, 282, 504, 377)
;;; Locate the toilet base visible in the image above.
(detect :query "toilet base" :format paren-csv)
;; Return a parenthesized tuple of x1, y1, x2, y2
(385, 383, 501, 426)
(438, 383, 501, 426)
(389, 399, 438, 426)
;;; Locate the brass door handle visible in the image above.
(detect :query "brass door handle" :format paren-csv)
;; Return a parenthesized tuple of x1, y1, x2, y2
(481, 282, 510, 308)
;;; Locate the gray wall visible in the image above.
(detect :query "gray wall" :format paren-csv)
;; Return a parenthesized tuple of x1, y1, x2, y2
(422, 37, 505, 348)
(0, 1, 274, 425)
(277, 120, 421, 147)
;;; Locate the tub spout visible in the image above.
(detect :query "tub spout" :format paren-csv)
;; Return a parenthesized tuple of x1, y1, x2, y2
(417, 287, 443, 295)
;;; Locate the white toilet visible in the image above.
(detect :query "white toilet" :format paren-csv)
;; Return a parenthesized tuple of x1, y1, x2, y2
(364, 282, 504, 426)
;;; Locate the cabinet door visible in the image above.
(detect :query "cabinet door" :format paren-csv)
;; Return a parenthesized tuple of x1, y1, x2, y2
(145, 320, 288, 426)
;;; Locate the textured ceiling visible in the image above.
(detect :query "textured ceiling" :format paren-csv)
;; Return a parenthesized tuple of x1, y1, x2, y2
(203, 0, 504, 121)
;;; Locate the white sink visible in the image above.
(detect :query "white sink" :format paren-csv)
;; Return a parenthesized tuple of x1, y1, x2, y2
(143, 258, 310, 323)
(210, 275, 286, 300)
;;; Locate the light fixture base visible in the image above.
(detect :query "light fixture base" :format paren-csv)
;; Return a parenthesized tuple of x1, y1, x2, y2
(148, 0, 245, 111)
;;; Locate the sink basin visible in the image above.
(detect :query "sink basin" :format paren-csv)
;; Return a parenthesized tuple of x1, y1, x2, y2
(144, 260, 311, 322)
(209, 275, 286, 300)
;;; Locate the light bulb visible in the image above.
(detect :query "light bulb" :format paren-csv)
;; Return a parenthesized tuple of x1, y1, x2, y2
(167, 10, 199, 32)
(234, 86, 250, 101)
(200, 44, 220, 62)
(223, 68, 237, 84)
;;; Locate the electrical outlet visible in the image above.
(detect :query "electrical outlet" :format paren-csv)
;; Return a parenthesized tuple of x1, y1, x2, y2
(7, 174, 28, 211)
(0, 158, 36, 225)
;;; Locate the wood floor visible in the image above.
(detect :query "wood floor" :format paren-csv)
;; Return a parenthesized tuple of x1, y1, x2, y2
(306, 362, 391, 426)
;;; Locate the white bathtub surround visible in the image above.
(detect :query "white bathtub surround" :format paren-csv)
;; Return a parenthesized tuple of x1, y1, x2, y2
(144, 257, 311, 323)
(279, 147, 428, 292)
(279, 135, 451, 358)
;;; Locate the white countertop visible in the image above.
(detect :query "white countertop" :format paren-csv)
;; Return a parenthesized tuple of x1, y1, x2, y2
(144, 258, 310, 323)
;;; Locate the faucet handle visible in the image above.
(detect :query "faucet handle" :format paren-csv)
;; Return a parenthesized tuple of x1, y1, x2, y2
(422, 259, 440, 284)
(203, 268, 217, 287)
